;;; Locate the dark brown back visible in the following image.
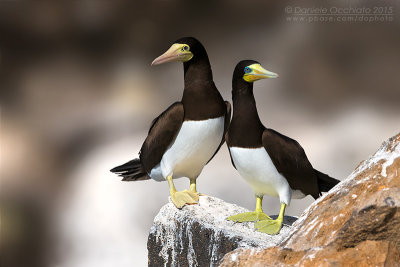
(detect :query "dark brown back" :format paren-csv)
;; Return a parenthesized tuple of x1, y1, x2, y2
(262, 128, 320, 199)
(139, 102, 184, 173)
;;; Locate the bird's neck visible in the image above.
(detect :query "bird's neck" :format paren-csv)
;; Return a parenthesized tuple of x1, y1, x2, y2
(183, 55, 213, 88)
(181, 54, 225, 120)
(231, 79, 263, 127)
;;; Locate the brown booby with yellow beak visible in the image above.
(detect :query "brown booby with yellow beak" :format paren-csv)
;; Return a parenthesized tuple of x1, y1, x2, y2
(226, 60, 339, 234)
(111, 37, 231, 209)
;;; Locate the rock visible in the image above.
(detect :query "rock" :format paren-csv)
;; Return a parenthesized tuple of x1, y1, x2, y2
(147, 195, 296, 267)
(220, 133, 400, 266)
(219, 240, 400, 267)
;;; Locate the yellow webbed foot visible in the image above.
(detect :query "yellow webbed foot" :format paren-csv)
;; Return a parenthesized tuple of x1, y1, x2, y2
(227, 195, 270, 222)
(188, 178, 200, 201)
(227, 211, 272, 222)
(254, 203, 286, 235)
(170, 189, 198, 209)
(188, 190, 200, 202)
(254, 218, 283, 235)
(167, 176, 198, 209)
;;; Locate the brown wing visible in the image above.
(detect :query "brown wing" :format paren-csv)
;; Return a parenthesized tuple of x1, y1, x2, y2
(262, 128, 320, 199)
(226, 133, 236, 169)
(206, 101, 231, 164)
(139, 102, 184, 173)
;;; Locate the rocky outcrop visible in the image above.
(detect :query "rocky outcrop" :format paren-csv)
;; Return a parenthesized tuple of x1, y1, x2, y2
(220, 240, 400, 267)
(220, 133, 400, 266)
(146, 134, 400, 267)
(147, 195, 296, 267)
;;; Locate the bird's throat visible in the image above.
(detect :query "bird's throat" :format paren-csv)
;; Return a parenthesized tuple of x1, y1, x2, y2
(232, 81, 262, 127)
(183, 56, 213, 88)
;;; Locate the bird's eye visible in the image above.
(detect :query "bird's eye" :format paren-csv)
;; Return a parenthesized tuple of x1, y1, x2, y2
(181, 45, 189, 52)
(244, 67, 251, 73)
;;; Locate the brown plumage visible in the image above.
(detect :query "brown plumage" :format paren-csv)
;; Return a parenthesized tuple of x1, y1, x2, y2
(261, 128, 320, 199)
(140, 102, 184, 174)
(111, 37, 230, 182)
(226, 60, 339, 199)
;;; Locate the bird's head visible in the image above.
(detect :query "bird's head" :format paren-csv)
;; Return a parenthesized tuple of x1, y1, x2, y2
(151, 37, 206, 66)
(234, 60, 279, 83)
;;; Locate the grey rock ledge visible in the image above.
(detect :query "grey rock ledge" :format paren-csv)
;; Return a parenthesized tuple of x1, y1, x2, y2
(147, 195, 296, 267)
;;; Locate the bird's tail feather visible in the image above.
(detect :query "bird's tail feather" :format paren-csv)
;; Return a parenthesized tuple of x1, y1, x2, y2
(110, 159, 150, 181)
(315, 169, 340, 193)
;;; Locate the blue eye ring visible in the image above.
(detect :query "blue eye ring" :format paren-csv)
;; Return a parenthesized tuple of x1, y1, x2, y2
(244, 67, 251, 73)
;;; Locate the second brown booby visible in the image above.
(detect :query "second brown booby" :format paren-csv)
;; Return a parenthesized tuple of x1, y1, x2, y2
(226, 60, 339, 234)
(111, 37, 231, 209)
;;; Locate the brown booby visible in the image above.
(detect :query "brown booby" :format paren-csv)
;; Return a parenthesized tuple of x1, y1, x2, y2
(226, 60, 339, 234)
(111, 37, 231, 209)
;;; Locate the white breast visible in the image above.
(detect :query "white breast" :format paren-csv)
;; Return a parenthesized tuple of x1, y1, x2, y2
(150, 116, 224, 181)
(229, 146, 295, 205)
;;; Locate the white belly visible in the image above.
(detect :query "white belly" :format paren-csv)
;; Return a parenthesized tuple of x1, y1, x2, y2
(150, 116, 224, 181)
(229, 146, 300, 205)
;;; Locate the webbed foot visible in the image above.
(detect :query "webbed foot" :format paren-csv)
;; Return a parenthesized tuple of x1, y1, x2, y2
(254, 218, 283, 235)
(227, 211, 272, 222)
(254, 203, 286, 235)
(170, 189, 198, 209)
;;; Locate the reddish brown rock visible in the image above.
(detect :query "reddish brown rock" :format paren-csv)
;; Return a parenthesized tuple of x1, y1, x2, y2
(220, 133, 400, 266)
(220, 240, 400, 267)
(282, 133, 400, 251)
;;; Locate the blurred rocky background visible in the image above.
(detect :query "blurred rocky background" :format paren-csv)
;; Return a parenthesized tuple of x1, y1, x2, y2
(1, 0, 399, 266)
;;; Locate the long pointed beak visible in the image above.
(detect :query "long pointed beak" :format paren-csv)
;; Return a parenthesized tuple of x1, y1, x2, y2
(151, 45, 180, 66)
(244, 63, 279, 82)
(151, 44, 192, 66)
(253, 65, 279, 79)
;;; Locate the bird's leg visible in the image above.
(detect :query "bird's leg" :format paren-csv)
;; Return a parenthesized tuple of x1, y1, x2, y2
(255, 202, 286, 235)
(188, 178, 200, 201)
(227, 195, 272, 222)
(167, 175, 198, 209)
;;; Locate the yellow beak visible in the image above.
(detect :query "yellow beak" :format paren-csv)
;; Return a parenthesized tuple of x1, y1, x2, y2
(151, 44, 193, 66)
(243, 63, 279, 82)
